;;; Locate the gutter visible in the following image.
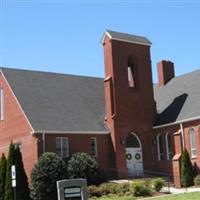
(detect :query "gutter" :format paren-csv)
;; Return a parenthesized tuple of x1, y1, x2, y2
(42, 133, 46, 153)
(33, 130, 109, 135)
(180, 123, 185, 149)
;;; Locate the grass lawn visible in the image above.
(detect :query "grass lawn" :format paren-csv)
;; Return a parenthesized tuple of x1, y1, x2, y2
(90, 192, 200, 200)
(90, 196, 136, 200)
(147, 192, 200, 200)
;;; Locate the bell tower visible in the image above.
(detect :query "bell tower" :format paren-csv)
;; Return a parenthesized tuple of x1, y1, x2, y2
(102, 30, 156, 177)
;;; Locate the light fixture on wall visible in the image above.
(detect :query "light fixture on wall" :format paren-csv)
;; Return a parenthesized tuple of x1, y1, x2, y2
(120, 139, 125, 146)
(152, 138, 156, 145)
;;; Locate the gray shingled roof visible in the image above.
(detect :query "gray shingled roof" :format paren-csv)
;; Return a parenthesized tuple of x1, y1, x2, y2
(1, 68, 107, 133)
(103, 30, 152, 46)
(2, 67, 200, 130)
(154, 69, 200, 126)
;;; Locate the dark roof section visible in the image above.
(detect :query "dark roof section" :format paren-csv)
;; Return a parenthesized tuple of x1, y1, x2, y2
(102, 30, 152, 46)
(154, 69, 200, 126)
(1, 67, 107, 133)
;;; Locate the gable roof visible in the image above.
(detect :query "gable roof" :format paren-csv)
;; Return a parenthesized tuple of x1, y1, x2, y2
(1, 67, 107, 133)
(154, 69, 200, 127)
(1, 66, 200, 131)
(101, 30, 152, 46)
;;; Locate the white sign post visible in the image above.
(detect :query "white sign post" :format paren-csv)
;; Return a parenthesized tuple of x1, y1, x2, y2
(11, 165, 17, 200)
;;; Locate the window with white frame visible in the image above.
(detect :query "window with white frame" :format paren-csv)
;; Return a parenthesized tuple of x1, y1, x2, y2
(157, 134, 164, 161)
(90, 137, 97, 157)
(0, 88, 4, 121)
(166, 133, 173, 160)
(56, 137, 69, 158)
(189, 128, 196, 158)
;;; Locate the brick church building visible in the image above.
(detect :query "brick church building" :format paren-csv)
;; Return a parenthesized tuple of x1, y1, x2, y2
(1, 30, 200, 187)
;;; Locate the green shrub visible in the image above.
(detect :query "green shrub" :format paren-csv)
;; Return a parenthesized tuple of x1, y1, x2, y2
(5, 142, 15, 200)
(117, 183, 131, 194)
(152, 178, 165, 192)
(194, 175, 200, 186)
(88, 182, 132, 198)
(0, 153, 7, 200)
(99, 182, 119, 195)
(132, 180, 152, 197)
(87, 185, 102, 197)
(67, 152, 101, 185)
(181, 149, 194, 187)
(30, 152, 68, 200)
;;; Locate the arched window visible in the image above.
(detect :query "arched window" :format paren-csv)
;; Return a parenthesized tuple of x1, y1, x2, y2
(189, 128, 196, 158)
(127, 56, 138, 89)
(166, 133, 173, 160)
(157, 134, 164, 161)
(126, 133, 140, 148)
(127, 65, 134, 88)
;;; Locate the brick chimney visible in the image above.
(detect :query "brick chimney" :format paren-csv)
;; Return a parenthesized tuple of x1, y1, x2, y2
(157, 60, 175, 86)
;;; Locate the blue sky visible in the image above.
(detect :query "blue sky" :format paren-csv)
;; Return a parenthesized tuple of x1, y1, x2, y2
(1, 1, 200, 82)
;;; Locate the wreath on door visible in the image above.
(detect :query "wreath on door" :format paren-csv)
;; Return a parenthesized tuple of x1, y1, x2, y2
(135, 153, 141, 160)
(126, 153, 132, 160)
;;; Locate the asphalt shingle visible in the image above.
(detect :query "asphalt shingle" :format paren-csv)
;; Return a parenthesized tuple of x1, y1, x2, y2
(1, 68, 107, 132)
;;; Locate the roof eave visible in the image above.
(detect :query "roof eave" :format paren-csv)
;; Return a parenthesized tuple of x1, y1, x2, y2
(153, 115, 200, 129)
(33, 130, 110, 135)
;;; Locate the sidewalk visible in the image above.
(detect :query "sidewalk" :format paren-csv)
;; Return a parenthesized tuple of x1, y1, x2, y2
(162, 186, 200, 194)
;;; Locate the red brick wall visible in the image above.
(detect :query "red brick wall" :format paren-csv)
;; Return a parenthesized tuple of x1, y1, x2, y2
(0, 72, 39, 180)
(36, 133, 113, 171)
(154, 125, 179, 175)
(103, 35, 157, 176)
(154, 119, 200, 176)
(182, 120, 200, 170)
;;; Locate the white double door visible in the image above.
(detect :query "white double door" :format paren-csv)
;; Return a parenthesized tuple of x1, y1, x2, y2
(126, 147, 143, 176)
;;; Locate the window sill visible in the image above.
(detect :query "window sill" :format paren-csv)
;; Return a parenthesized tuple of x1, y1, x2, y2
(191, 156, 197, 160)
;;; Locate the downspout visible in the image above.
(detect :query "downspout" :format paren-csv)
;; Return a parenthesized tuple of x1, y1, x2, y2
(42, 133, 46, 153)
(180, 123, 185, 150)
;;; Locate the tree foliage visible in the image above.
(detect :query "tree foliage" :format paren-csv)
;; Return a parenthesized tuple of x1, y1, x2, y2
(67, 152, 101, 185)
(0, 153, 7, 200)
(14, 146, 30, 200)
(5, 142, 15, 200)
(30, 152, 68, 200)
(181, 149, 194, 187)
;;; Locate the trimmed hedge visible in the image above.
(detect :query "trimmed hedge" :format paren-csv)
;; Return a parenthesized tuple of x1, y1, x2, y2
(30, 152, 68, 200)
(67, 152, 101, 185)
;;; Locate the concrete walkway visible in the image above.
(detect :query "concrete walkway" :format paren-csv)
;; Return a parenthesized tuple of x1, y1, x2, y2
(111, 179, 200, 195)
(162, 186, 200, 194)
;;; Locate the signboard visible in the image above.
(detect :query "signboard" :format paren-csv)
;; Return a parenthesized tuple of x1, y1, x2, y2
(11, 165, 16, 188)
(12, 180, 16, 187)
(64, 187, 81, 198)
(11, 165, 16, 179)
(57, 179, 88, 200)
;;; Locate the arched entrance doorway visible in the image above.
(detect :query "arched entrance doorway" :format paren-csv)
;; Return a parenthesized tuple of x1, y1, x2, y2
(125, 132, 143, 176)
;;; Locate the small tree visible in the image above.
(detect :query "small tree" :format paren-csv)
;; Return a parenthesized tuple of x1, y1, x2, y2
(5, 142, 15, 200)
(30, 152, 68, 200)
(14, 146, 30, 200)
(67, 152, 101, 185)
(181, 149, 194, 187)
(0, 153, 7, 200)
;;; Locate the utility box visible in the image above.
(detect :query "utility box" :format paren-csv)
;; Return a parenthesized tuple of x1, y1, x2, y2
(57, 179, 88, 200)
